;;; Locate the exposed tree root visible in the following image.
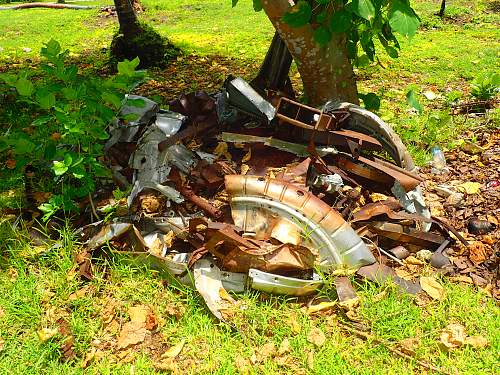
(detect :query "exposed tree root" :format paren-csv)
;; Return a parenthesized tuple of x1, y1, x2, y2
(0, 2, 94, 10)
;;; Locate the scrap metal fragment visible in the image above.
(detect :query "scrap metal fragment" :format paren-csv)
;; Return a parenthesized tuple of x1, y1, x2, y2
(225, 175, 376, 268)
(193, 258, 238, 321)
(356, 263, 422, 295)
(322, 101, 415, 170)
(127, 181, 184, 207)
(334, 276, 359, 303)
(202, 223, 317, 274)
(105, 95, 159, 149)
(224, 76, 276, 123)
(248, 268, 323, 296)
(368, 223, 445, 250)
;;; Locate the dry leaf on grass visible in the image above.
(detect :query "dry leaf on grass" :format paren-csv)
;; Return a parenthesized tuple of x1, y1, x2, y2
(306, 301, 336, 314)
(81, 347, 97, 369)
(288, 314, 301, 335)
(278, 338, 291, 355)
(439, 323, 489, 351)
(37, 327, 59, 342)
(306, 350, 314, 369)
(128, 305, 150, 324)
(307, 327, 326, 347)
(0, 337, 4, 352)
(398, 337, 420, 356)
(439, 323, 468, 351)
(256, 342, 276, 362)
(116, 321, 148, 349)
(161, 339, 186, 359)
(235, 355, 251, 374)
(420, 276, 446, 300)
(464, 336, 489, 349)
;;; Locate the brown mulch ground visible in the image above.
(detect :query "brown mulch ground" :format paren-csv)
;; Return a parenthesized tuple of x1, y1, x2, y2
(421, 127, 500, 298)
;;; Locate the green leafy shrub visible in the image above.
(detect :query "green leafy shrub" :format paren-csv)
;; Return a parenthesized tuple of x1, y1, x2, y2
(470, 72, 500, 101)
(0, 40, 145, 220)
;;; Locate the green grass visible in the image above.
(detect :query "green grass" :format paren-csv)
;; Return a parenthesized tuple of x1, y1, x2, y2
(0, 1, 499, 373)
(1, 220, 498, 374)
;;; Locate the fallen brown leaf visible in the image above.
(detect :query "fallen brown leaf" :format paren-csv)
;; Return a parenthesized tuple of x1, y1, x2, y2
(468, 241, 488, 264)
(256, 342, 276, 362)
(420, 276, 446, 301)
(464, 335, 489, 349)
(278, 338, 291, 355)
(81, 347, 97, 369)
(242, 148, 252, 163)
(307, 327, 326, 347)
(128, 305, 150, 324)
(234, 355, 251, 374)
(439, 323, 467, 351)
(116, 321, 148, 349)
(398, 337, 420, 356)
(161, 339, 186, 359)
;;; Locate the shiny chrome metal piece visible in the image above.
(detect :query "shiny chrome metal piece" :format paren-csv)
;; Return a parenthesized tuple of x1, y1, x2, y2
(225, 175, 376, 268)
(248, 268, 323, 296)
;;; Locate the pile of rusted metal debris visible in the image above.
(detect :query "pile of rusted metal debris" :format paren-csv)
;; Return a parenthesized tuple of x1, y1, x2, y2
(77, 77, 467, 320)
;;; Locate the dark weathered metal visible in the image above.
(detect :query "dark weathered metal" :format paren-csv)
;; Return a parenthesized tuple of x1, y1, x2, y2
(250, 31, 294, 96)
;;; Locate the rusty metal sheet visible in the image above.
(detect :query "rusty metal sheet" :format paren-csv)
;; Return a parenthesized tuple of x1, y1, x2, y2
(356, 263, 422, 295)
(202, 223, 317, 274)
(368, 224, 445, 250)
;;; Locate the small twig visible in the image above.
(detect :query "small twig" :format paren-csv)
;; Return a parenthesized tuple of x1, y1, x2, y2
(337, 321, 448, 374)
(88, 193, 100, 222)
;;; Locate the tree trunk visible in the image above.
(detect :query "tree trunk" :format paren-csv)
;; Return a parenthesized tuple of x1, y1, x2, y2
(438, 0, 446, 18)
(113, 0, 141, 37)
(260, 0, 359, 106)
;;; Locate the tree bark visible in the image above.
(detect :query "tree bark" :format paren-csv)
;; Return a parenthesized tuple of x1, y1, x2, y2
(260, 0, 359, 106)
(438, 0, 446, 18)
(113, 0, 141, 37)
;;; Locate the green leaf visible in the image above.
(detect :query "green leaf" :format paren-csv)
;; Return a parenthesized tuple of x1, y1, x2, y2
(231, 0, 239, 7)
(62, 87, 77, 100)
(125, 98, 146, 108)
(0, 73, 18, 86)
(313, 26, 332, 46)
(252, 0, 262, 11)
(102, 92, 122, 109)
(389, 0, 420, 38)
(351, 0, 376, 21)
(35, 88, 56, 109)
(64, 153, 73, 166)
(406, 89, 423, 114)
(15, 77, 34, 96)
(282, 1, 312, 28)
(9, 137, 36, 155)
(117, 57, 140, 77)
(356, 54, 371, 67)
(330, 10, 352, 33)
(41, 39, 61, 59)
(53, 160, 69, 176)
(359, 92, 381, 110)
(316, 11, 328, 24)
